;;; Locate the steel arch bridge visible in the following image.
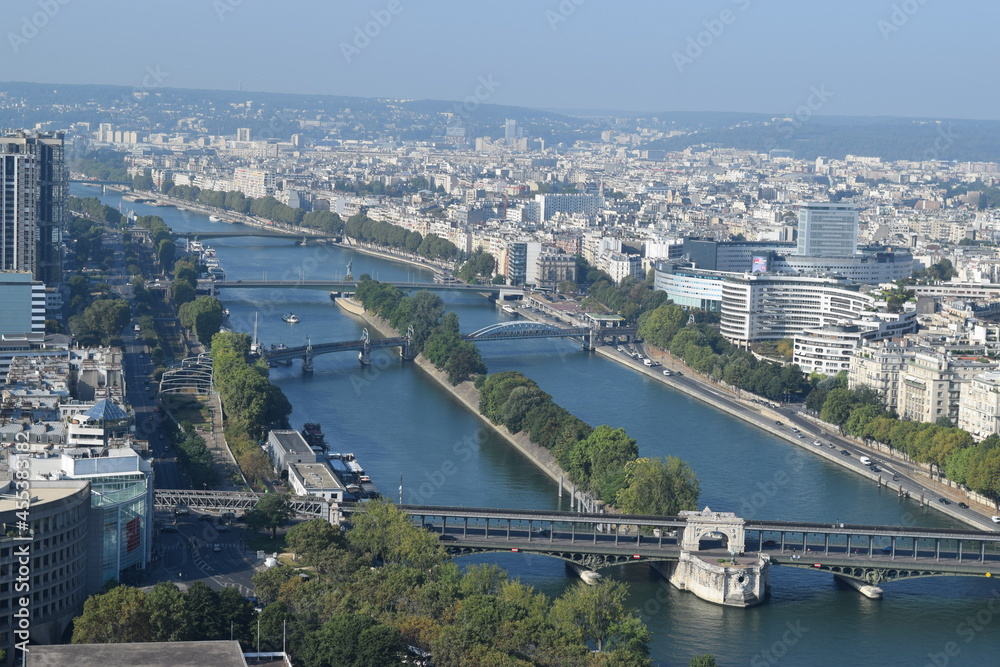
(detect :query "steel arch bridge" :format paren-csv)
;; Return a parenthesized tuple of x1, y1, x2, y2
(463, 321, 591, 341)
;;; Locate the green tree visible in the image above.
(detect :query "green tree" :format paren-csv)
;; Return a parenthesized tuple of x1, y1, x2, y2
(171, 279, 196, 306)
(552, 580, 651, 656)
(690, 655, 718, 667)
(346, 499, 446, 569)
(820, 387, 856, 426)
(72, 586, 151, 644)
(286, 519, 344, 562)
(307, 614, 406, 667)
(616, 457, 700, 516)
(246, 493, 295, 540)
(145, 581, 193, 642)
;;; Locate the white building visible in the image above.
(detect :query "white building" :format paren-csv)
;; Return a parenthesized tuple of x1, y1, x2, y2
(599, 250, 642, 284)
(796, 202, 860, 257)
(232, 168, 276, 200)
(958, 371, 1000, 440)
(535, 193, 604, 221)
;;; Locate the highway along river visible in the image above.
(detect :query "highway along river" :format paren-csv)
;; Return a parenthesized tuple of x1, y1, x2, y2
(83, 183, 1000, 666)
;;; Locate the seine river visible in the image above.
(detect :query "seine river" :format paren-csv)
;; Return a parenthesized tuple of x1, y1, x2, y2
(81, 184, 1000, 666)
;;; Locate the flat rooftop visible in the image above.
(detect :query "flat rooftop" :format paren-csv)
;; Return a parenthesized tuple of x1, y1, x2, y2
(290, 461, 345, 491)
(26, 640, 249, 667)
(268, 429, 313, 456)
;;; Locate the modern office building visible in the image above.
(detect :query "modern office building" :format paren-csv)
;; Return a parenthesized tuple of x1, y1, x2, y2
(653, 262, 727, 311)
(796, 202, 860, 257)
(720, 273, 875, 344)
(535, 193, 604, 221)
(265, 429, 317, 474)
(0, 272, 46, 335)
(0, 132, 67, 286)
(793, 312, 918, 376)
(0, 479, 90, 657)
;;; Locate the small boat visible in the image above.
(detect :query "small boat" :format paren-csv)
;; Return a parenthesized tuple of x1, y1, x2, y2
(222, 308, 230, 317)
(208, 215, 223, 223)
(501, 304, 518, 316)
(282, 313, 300, 324)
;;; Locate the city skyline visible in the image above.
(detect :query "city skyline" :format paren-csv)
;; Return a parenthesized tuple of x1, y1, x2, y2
(3, 0, 998, 121)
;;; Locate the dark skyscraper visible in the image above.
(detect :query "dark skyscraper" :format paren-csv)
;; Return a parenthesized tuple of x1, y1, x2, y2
(0, 131, 67, 286)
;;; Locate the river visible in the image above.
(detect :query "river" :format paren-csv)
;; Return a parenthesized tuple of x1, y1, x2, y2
(80, 184, 1000, 666)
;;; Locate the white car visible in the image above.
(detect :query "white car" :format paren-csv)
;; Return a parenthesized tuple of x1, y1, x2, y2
(992, 516, 1000, 524)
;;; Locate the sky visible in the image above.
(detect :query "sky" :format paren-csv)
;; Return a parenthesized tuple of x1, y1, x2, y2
(2, 0, 997, 120)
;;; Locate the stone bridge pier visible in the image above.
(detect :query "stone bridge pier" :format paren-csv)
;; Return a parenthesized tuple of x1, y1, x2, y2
(659, 507, 769, 607)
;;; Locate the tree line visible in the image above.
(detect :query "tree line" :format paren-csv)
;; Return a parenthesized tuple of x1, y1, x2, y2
(354, 279, 487, 385)
(476, 371, 700, 515)
(69, 195, 123, 226)
(344, 213, 458, 261)
(638, 302, 810, 402)
(808, 378, 1000, 503)
(211, 332, 292, 488)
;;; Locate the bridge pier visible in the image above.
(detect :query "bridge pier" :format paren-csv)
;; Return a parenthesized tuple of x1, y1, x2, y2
(835, 575, 883, 599)
(303, 343, 314, 373)
(359, 343, 371, 366)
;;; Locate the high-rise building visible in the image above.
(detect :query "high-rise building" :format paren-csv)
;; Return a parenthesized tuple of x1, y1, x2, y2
(0, 131, 67, 286)
(795, 202, 860, 257)
(0, 151, 36, 272)
(236, 127, 252, 142)
(504, 118, 517, 143)
(0, 271, 46, 334)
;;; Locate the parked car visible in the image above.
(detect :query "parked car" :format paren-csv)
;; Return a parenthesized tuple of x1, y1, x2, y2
(212, 544, 222, 552)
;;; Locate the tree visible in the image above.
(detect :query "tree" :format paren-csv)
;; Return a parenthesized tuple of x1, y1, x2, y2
(252, 565, 297, 605)
(72, 585, 151, 644)
(820, 387, 856, 426)
(145, 581, 192, 642)
(690, 655, 718, 667)
(616, 457, 700, 516)
(246, 493, 295, 540)
(346, 499, 446, 569)
(552, 580, 650, 655)
(286, 519, 344, 562)
(171, 279, 196, 306)
(308, 614, 406, 667)
(184, 582, 223, 641)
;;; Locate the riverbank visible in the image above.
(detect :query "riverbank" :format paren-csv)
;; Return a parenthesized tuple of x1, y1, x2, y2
(334, 297, 594, 509)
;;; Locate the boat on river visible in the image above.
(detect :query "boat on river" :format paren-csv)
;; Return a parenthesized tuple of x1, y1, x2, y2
(282, 313, 300, 324)
(208, 215, 223, 223)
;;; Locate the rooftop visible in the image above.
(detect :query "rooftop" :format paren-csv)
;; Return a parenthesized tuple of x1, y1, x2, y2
(25, 641, 251, 667)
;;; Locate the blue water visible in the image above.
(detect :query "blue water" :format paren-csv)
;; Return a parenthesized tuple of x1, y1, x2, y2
(81, 184, 1000, 666)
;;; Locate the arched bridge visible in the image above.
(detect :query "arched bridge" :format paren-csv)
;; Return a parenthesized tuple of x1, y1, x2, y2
(259, 321, 639, 371)
(343, 504, 1000, 590)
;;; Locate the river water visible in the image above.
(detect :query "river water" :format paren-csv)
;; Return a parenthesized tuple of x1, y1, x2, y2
(82, 184, 1000, 666)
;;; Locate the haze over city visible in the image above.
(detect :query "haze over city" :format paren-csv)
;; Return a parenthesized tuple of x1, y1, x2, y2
(4, 0, 998, 120)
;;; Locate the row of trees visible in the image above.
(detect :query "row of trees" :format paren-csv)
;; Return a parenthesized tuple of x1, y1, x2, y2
(638, 303, 810, 402)
(251, 501, 655, 665)
(343, 213, 458, 261)
(68, 298, 131, 347)
(72, 581, 255, 645)
(808, 379, 1000, 502)
(69, 196, 123, 226)
(578, 264, 669, 322)
(476, 371, 700, 514)
(211, 332, 291, 488)
(133, 214, 176, 269)
(354, 280, 488, 384)
(174, 430, 217, 489)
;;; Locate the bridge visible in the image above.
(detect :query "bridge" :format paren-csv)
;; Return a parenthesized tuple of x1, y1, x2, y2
(152, 491, 1000, 598)
(376, 504, 1000, 592)
(260, 321, 639, 370)
(204, 279, 523, 298)
(174, 230, 337, 241)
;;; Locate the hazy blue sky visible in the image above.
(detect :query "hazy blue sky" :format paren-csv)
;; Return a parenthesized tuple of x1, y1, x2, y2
(3, 0, 995, 119)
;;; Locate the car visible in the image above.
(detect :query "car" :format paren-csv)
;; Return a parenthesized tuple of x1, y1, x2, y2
(212, 544, 222, 552)
(762, 540, 776, 548)
(662, 370, 673, 376)
(813, 440, 822, 446)
(937, 498, 950, 505)
(774, 421, 783, 426)
(790, 428, 799, 433)
(881, 545, 893, 554)
(827, 443, 836, 449)
(840, 449, 851, 456)
(958, 502, 969, 509)
(992, 516, 1000, 524)
(174, 506, 189, 516)
(439, 534, 457, 541)
(796, 434, 804, 439)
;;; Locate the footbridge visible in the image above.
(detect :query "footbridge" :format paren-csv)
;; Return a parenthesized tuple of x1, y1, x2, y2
(154, 489, 330, 519)
(351, 504, 1000, 592)
(259, 321, 639, 371)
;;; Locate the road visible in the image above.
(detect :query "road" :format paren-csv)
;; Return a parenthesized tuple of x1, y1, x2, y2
(151, 510, 258, 596)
